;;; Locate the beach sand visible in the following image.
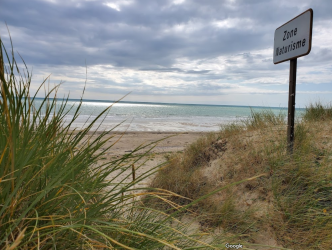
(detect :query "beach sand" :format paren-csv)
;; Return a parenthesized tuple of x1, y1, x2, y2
(88, 131, 209, 189)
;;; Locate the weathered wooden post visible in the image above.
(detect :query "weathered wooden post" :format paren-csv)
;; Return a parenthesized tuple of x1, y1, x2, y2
(273, 9, 313, 153)
(287, 58, 297, 153)
(0, 38, 4, 84)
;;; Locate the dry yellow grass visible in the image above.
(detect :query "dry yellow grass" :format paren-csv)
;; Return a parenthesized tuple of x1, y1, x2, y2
(148, 107, 332, 249)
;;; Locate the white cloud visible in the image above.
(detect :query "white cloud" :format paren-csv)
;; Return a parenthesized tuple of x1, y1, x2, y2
(212, 18, 254, 30)
(1, 0, 332, 108)
(102, 0, 134, 11)
(172, 0, 186, 5)
(103, 2, 121, 11)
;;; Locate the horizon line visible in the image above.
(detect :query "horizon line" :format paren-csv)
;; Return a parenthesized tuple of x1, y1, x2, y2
(33, 96, 299, 109)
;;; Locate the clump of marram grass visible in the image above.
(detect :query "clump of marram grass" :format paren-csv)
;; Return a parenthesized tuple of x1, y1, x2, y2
(303, 101, 332, 121)
(243, 108, 286, 129)
(149, 106, 332, 249)
(0, 36, 224, 249)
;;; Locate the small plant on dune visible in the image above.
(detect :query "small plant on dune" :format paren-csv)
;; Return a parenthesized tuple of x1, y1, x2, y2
(0, 35, 221, 249)
(243, 108, 286, 129)
(303, 101, 332, 121)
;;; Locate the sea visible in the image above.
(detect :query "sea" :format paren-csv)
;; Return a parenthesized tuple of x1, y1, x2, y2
(33, 98, 305, 132)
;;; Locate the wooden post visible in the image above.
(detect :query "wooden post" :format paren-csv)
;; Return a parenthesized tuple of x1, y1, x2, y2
(287, 58, 297, 153)
(0, 40, 3, 83)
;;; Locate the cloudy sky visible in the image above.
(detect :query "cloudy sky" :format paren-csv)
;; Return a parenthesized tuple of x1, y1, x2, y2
(1, 0, 332, 107)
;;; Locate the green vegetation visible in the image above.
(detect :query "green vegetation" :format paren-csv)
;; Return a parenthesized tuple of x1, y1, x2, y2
(0, 37, 223, 249)
(3, 33, 332, 249)
(149, 104, 332, 249)
(303, 102, 332, 121)
(243, 109, 286, 129)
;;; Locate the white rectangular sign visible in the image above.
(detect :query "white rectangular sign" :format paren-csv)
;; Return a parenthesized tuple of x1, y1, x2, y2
(273, 9, 313, 64)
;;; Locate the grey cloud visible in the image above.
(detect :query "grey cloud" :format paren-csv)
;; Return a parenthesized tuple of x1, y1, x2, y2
(1, 0, 331, 106)
(305, 48, 332, 64)
(0, 0, 297, 68)
(186, 70, 211, 74)
(138, 67, 210, 74)
(138, 67, 183, 72)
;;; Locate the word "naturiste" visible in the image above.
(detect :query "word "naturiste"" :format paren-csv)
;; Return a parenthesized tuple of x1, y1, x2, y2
(276, 28, 306, 57)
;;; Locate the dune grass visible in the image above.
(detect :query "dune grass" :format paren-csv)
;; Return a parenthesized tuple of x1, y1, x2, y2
(303, 102, 332, 121)
(0, 36, 230, 249)
(243, 109, 286, 129)
(3, 32, 331, 249)
(149, 104, 332, 249)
